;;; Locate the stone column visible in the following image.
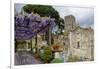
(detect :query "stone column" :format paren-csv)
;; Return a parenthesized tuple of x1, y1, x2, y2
(55, 52, 60, 59)
(69, 32, 72, 57)
(26, 40, 29, 51)
(48, 25, 51, 46)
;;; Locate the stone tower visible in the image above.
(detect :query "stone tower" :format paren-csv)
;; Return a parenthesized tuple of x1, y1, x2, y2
(64, 15, 76, 32)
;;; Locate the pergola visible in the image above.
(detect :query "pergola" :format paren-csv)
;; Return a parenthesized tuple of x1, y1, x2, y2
(15, 13, 56, 53)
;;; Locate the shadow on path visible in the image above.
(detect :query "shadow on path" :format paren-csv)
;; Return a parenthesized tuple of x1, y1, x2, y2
(15, 52, 42, 65)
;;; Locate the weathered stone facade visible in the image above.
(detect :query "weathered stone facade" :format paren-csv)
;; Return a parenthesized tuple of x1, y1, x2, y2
(64, 15, 77, 32)
(64, 15, 94, 61)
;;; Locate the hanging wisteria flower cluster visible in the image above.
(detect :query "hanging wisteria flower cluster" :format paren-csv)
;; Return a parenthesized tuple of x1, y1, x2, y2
(15, 13, 56, 40)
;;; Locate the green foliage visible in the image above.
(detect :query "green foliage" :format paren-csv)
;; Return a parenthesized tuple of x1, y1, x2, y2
(23, 5, 59, 20)
(23, 4, 64, 31)
(68, 55, 80, 62)
(40, 47, 53, 63)
(51, 58, 63, 63)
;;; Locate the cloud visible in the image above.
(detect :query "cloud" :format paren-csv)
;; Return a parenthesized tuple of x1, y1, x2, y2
(53, 6, 94, 27)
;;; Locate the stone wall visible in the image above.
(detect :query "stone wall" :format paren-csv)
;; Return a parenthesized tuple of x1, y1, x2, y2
(64, 15, 94, 61)
(69, 27, 94, 60)
(64, 15, 77, 32)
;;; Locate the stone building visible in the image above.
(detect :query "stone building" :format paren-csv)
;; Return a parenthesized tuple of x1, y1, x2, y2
(64, 15, 78, 32)
(64, 15, 94, 61)
(69, 27, 94, 61)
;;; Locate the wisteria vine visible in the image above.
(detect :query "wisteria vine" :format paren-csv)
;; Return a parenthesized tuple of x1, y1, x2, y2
(15, 13, 56, 40)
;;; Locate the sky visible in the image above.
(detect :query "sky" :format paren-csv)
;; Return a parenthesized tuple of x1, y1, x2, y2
(15, 4, 94, 28)
(53, 6, 94, 28)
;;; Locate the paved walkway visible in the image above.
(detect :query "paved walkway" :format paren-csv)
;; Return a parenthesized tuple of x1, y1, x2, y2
(15, 52, 42, 65)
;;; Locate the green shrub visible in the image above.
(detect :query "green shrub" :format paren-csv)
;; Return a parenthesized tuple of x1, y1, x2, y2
(51, 58, 63, 63)
(40, 47, 53, 63)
